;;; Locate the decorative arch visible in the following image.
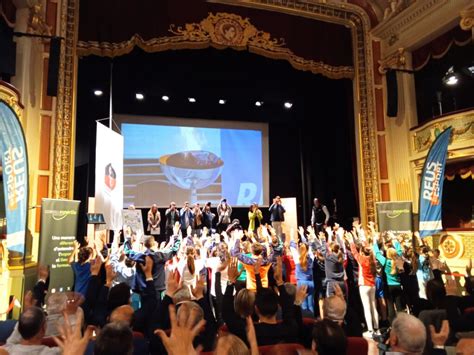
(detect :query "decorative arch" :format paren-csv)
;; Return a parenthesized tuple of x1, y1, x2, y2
(77, 12, 354, 80)
(60, 0, 380, 221)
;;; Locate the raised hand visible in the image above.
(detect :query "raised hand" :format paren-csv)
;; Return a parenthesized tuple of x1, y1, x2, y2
(295, 284, 308, 305)
(190, 275, 206, 300)
(105, 262, 116, 287)
(227, 257, 242, 284)
(154, 304, 205, 355)
(274, 257, 283, 286)
(429, 320, 449, 347)
(166, 270, 182, 298)
(173, 222, 181, 236)
(253, 257, 262, 275)
(89, 255, 103, 276)
(54, 311, 94, 355)
(140, 256, 154, 279)
(466, 258, 472, 276)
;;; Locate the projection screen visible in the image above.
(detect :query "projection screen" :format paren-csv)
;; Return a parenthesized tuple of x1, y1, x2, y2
(115, 115, 269, 208)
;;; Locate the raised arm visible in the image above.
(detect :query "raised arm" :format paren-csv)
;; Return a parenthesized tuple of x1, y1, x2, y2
(373, 238, 386, 266)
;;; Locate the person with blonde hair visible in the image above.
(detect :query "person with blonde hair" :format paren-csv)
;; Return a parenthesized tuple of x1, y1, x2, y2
(289, 227, 315, 314)
(373, 234, 406, 319)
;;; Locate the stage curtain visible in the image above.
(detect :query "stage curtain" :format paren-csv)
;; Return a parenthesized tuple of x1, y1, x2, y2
(77, 0, 353, 72)
(445, 160, 474, 181)
(412, 26, 472, 71)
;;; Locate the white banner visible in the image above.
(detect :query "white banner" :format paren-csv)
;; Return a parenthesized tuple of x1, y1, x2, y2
(95, 122, 123, 230)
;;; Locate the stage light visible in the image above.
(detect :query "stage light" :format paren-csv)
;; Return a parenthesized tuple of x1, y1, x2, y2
(188, 97, 196, 103)
(93, 90, 103, 96)
(255, 101, 263, 107)
(284, 101, 293, 109)
(443, 67, 459, 86)
(219, 99, 226, 105)
(135, 93, 144, 100)
(162, 95, 170, 101)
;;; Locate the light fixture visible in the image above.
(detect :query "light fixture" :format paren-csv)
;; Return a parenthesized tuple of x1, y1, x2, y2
(442, 66, 458, 86)
(255, 101, 263, 107)
(93, 89, 103, 96)
(162, 95, 170, 101)
(284, 101, 293, 109)
(219, 99, 226, 105)
(188, 97, 196, 103)
(135, 93, 144, 100)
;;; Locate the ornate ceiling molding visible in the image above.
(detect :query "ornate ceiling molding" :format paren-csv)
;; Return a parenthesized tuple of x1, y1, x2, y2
(378, 47, 407, 74)
(460, 4, 474, 31)
(77, 12, 354, 79)
(372, 0, 471, 56)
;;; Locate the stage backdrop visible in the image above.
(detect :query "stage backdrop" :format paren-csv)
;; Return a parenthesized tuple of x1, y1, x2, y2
(0, 101, 28, 260)
(39, 198, 80, 293)
(95, 122, 123, 230)
(376, 201, 413, 234)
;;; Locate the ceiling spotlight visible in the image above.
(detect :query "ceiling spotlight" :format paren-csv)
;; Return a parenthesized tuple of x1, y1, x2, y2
(188, 97, 196, 103)
(219, 99, 226, 105)
(443, 66, 459, 86)
(162, 95, 170, 101)
(255, 101, 263, 107)
(135, 93, 144, 100)
(93, 90, 103, 96)
(445, 76, 458, 86)
(284, 101, 293, 109)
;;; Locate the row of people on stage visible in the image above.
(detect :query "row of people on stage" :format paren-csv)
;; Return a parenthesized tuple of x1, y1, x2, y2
(144, 195, 337, 241)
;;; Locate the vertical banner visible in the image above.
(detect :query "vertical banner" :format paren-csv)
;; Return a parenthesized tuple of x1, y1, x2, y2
(281, 197, 298, 241)
(39, 199, 80, 293)
(419, 127, 452, 238)
(95, 122, 123, 230)
(376, 201, 413, 234)
(0, 101, 28, 264)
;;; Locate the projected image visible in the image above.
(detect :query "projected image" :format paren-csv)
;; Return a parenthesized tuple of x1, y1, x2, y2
(122, 123, 266, 207)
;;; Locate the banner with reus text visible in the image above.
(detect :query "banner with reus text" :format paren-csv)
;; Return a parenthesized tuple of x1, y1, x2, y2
(95, 122, 123, 230)
(376, 201, 413, 234)
(418, 127, 452, 238)
(0, 101, 28, 262)
(39, 198, 80, 293)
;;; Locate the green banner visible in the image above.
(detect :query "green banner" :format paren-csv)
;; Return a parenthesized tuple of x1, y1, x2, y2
(376, 201, 413, 234)
(39, 198, 80, 293)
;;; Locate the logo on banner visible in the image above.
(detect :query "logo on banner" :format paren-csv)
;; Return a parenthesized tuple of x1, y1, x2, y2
(422, 161, 442, 205)
(4, 146, 26, 211)
(104, 163, 117, 191)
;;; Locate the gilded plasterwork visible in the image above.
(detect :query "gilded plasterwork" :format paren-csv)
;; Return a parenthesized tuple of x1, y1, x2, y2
(0, 82, 24, 125)
(76, 12, 354, 79)
(52, 0, 78, 199)
(412, 110, 474, 153)
(460, 5, 474, 31)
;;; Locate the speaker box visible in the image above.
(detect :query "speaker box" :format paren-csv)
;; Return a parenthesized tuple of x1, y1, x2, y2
(0, 18, 16, 79)
(386, 69, 398, 117)
(47, 37, 61, 97)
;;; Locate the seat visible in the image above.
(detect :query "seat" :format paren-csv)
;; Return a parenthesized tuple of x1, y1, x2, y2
(463, 307, 474, 315)
(258, 343, 305, 355)
(346, 337, 368, 355)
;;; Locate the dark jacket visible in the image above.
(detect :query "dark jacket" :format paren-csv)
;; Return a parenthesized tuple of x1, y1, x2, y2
(269, 203, 285, 222)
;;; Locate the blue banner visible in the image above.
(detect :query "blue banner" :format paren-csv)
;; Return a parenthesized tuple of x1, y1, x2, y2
(0, 101, 28, 255)
(418, 127, 451, 238)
